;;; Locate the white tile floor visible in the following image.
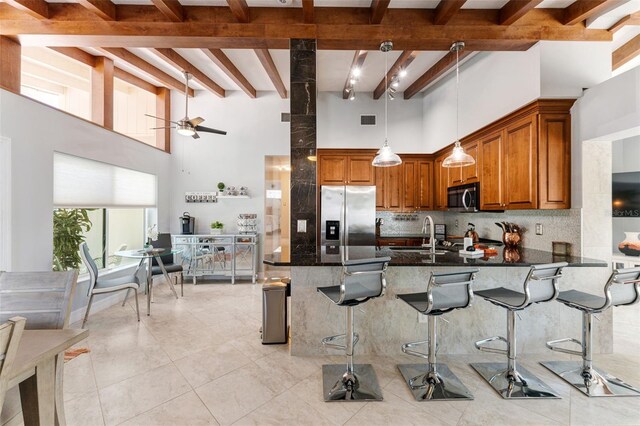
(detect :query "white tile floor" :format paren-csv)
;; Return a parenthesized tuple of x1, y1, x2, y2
(2, 280, 640, 426)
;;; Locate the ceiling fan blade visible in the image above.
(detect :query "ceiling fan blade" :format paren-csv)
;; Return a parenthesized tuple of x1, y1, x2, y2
(145, 114, 178, 125)
(195, 125, 227, 136)
(192, 132, 200, 140)
(150, 126, 175, 130)
(188, 117, 204, 126)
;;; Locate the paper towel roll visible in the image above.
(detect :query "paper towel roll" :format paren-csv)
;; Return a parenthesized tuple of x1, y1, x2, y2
(464, 237, 473, 251)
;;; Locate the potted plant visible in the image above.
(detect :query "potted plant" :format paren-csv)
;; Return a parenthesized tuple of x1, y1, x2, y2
(52, 208, 93, 271)
(217, 182, 226, 195)
(210, 221, 224, 235)
(144, 224, 158, 252)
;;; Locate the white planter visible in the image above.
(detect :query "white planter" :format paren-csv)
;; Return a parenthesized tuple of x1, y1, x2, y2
(211, 228, 223, 235)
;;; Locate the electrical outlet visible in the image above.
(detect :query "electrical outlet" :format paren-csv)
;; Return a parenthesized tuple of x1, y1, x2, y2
(455, 219, 459, 228)
(535, 223, 543, 235)
(297, 219, 307, 233)
(418, 312, 428, 323)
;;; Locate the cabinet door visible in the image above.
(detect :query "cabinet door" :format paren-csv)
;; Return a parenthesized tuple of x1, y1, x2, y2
(347, 155, 375, 185)
(375, 167, 385, 210)
(417, 160, 433, 210)
(461, 140, 480, 183)
(538, 113, 571, 209)
(479, 130, 505, 210)
(402, 160, 418, 211)
(447, 162, 464, 187)
(504, 116, 537, 209)
(319, 155, 346, 185)
(434, 155, 449, 210)
(386, 165, 403, 211)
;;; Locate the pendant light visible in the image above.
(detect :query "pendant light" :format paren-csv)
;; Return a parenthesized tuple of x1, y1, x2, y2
(372, 41, 402, 168)
(442, 41, 475, 168)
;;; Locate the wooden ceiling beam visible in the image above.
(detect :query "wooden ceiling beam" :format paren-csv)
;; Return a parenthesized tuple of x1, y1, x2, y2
(151, 48, 225, 97)
(202, 48, 256, 98)
(254, 49, 287, 99)
(76, 0, 116, 21)
(342, 50, 367, 99)
(150, 0, 184, 22)
(114, 67, 159, 93)
(500, 0, 543, 25)
(373, 50, 417, 100)
(370, 0, 391, 24)
(4, 0, 48, 19)
(404, 49, 472, 100)
(48, 46, 96, 67)
(227, 0, 250, 23)
(433, 0, 467, 25)
(613, 33, 640, 70)
(302, 0, 314, 24)
(562, 0, 610, 25)
(96, 47, 194, 96)
(608, 11, 640, 33)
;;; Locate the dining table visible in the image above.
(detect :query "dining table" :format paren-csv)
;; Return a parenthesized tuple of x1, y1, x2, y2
(9, 328, 89, 426)
(115, 248, 182, 316)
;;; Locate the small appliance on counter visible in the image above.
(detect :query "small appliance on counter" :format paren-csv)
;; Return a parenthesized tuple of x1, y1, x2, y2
(180, 212, 195, 235)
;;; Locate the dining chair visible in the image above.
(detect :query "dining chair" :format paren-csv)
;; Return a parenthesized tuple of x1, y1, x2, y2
(0, 317, 26, 415)
(150, 233, 184, 297)
(80, 242, 141, 328)
(0, 270, 78, 426)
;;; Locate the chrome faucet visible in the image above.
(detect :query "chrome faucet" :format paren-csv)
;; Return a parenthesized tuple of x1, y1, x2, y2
(421, 215, 436, 255)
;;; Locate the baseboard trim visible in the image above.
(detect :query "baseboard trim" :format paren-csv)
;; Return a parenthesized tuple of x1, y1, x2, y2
(69, 292, 126, 326)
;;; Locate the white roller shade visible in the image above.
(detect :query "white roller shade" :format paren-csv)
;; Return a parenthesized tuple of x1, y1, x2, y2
(53, 152, 157, 208)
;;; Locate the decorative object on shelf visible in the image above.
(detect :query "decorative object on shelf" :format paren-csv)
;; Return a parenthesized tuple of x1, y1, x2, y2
(618, 232, 640, 256)
(552, 241, 572, 256)
(237, 213, 258, 234)
(372, 40, 402, 168)
(185, 192, 217, 203)
(443, 41, 475, 169)
(210, 221, 224, 235)
(217, 182, 226, 194)
(393, 213, 418, 221)
(495, 221, 522, 248)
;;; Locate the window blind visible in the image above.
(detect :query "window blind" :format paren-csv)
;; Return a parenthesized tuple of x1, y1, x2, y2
(53, 152, 157, 208)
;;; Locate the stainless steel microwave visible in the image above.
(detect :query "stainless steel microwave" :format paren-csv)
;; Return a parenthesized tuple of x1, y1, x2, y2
(447, 182, 479, 212)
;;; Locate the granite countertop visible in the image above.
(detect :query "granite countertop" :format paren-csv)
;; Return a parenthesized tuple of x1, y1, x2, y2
(263, 245, 606, 267)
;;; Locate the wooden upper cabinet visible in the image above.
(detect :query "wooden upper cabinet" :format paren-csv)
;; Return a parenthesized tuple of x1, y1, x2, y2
(434, 154, 449, 210)
(417, 160, 434, 210)
(402, 160, 418, 210)
(479, 130, 505, 210)
(386, 165, 403, 211)
(504, 115, 537, 209)
(347, 155, 375, 185)
(375, 167, 385, 209)
(538, 114, 571, 209)
(461, 140, 480, 183)
(318, 155, 347, 185)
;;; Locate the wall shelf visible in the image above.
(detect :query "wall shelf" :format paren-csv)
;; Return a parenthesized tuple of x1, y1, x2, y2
(217, 195, 250, 199)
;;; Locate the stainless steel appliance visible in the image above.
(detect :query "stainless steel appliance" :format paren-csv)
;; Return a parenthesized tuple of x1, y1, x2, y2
(179, 212, 195, 234)
(321, 186, 376, 246)
(447, 182, 480, 212)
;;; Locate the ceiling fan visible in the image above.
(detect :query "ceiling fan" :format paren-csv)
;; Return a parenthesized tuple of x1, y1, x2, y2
(145, 71, 227, 139)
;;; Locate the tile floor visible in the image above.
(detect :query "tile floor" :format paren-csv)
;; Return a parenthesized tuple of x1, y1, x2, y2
(2, 280, 640, 426)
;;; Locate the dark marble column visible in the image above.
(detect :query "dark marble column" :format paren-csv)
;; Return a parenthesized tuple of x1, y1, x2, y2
(290, 39, 317, 262)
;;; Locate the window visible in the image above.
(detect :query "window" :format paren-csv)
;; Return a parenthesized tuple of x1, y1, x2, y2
(114, 78, 157, 147)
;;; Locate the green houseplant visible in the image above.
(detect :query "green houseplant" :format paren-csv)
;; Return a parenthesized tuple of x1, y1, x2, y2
(52, 208, 93, 271)
(210, 221, 224, 235)
(217, 182, 226, 194)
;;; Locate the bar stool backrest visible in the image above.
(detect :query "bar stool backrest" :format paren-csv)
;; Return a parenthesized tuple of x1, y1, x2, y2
(425, 269, 478, 314)
(339, 257, 391, 305)
(522, 262, 568, 306)
(605, 267, 640, 308)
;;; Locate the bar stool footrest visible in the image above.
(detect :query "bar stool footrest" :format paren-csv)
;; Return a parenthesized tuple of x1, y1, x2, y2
(475, 335, 508, 355)
(401, 340, 431, 360)
(322, 364, 383, 401)
(546, 337, 583, 356)
(471, 362, 560, 399)
(540, 360, 640, 397)
(397, 363, 473, 401)
(321, 333, 359, 351)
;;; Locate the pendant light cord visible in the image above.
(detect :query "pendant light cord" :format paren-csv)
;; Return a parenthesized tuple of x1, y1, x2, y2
(455, 45, 459, 144)
(384, 49, 388, 143)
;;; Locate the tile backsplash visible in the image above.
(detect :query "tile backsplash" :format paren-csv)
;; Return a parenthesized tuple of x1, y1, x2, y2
(377, 209, 582, 255)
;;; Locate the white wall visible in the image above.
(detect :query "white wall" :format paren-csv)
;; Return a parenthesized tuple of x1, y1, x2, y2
(317, 91, 425, 152)
(0, 88, 172, 272)
(169, 90, 289, 260)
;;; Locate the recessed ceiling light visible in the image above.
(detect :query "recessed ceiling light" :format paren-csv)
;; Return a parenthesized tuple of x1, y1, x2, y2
(352, 68, 361, 77)
(399, 69, 407, 78)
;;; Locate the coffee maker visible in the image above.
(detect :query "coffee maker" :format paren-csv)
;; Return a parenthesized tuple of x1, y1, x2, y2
(180, 212, 195, 235)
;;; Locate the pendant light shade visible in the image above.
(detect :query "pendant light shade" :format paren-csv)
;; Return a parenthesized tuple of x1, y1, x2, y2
(372, 40, 402, 168)
(443, 41, 475, 169)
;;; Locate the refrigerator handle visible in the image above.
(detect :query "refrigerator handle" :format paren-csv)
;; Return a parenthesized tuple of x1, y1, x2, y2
(344, 186, 349, 247)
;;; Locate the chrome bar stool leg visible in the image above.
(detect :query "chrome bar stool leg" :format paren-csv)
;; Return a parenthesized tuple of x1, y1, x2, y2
(322, 306, 383, 402)
(542, 311, 640, 397)
(398, 315, 473, 401)
(471, 310, 560, 399)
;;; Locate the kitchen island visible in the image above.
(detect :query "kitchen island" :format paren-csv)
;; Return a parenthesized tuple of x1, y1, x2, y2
(265, 246, 610, 356)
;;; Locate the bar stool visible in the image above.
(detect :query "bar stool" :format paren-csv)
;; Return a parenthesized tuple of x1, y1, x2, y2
(542, 267, 640, 397)
(317, 257, 390, 401)
(471, 262, 568, 399)
(396, 268, 479, 401)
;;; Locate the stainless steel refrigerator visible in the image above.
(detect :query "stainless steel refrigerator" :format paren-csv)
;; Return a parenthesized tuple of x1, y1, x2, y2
(320, 185, 376, 246)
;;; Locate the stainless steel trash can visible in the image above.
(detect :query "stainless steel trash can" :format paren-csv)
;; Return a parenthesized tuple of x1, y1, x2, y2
(262, 281, 288, 344)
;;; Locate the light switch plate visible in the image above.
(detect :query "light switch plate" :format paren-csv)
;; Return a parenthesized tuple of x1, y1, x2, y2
(535, 223, 543, 235)
(297, 219, 307, 233)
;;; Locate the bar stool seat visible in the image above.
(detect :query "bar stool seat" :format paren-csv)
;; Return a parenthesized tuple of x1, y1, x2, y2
(396, 269, 479, 401)
(317, 257, 390, 402)
(542, 267, 640, 397)
(471, 262, 568, 399)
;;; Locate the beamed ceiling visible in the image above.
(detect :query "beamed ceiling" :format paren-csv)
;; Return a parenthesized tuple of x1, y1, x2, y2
(2, 0, 640, 99)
